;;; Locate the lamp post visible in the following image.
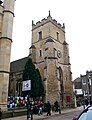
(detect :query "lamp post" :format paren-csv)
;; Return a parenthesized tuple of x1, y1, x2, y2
(88, 75, 91, 105)
(58, 82, 64, 114)
(74, 90, 77, 108)
(58, 91, 61, 114)
(58, 83, 64, 114)
(60, 82, 64, 107)
(58, 67, 64, 113)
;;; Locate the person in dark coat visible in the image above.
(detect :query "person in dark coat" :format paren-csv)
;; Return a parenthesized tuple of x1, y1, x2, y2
(0, 108, 2, 120)
(54, 101, 59, 112)
(27, 101, 34, 120)
(85, 99, 88, 106)
(30, 101, 34, 120)
(27, 103, 31, 120)
(46, 101, 51, 116)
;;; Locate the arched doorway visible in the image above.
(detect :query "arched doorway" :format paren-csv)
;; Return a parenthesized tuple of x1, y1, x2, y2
(58, 67, 64, 107)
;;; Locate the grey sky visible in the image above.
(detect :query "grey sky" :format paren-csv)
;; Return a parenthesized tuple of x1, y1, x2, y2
(11, 0, 92, 80)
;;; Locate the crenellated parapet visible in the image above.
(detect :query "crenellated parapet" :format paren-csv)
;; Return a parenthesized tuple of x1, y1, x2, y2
(32, 11, 65, 31)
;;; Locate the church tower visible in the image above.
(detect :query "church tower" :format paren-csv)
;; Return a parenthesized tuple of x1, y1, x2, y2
(0, 0, 15, 110)
(29, 11, 74, 106)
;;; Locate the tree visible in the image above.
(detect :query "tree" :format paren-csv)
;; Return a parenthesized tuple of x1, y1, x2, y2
(22, 58, 44, 98)
(35, 68, 44, 97)
(22, 58, 36, 97)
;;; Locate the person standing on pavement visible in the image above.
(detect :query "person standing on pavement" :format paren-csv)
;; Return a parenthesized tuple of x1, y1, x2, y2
(38, 101, 43, 115)
(46, 101, 51, 116)
(27, 101, 34, 120)
(27, 103, 31, 120)
(54, 101, 59, 112)
(30, 101, 34, 120)
(0, 108, 2, 120)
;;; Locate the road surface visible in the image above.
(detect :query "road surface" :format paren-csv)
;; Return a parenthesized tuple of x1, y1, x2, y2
(43, 110, 82, 120)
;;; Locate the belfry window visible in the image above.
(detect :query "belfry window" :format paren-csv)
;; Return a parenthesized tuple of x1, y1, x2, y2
(56, 32, 59, 40)
(39, 31, 42, 40)
(40, 50, 42, 57)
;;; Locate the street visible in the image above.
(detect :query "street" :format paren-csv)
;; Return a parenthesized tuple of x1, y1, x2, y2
(3, 107, 83, 120)
(41, 110, 82, 120)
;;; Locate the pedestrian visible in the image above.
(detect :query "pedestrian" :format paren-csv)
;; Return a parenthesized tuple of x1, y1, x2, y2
(82, 99, 85, 109)
(54, 101, 59, 112)
(38, 101, 43, 115)
(0, 108, 2, 120)
(27, 103, 31, 120)
(30, 101, 34, 120)
(38, 107, 42, 115)
(46, 101, 51, 116)
(85, 99, 88, 107)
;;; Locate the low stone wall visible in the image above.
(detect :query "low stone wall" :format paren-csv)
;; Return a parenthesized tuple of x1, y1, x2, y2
(2, 108, 27, 119)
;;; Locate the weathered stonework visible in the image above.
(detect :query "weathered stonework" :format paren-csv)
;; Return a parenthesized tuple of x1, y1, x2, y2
(29, 12, 74, 106)
(0, 0, 15, 110)
(9, 12, 74, 107)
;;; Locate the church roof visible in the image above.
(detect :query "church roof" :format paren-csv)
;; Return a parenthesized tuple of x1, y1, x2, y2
(10, 57, 29, 73)
(73, 77, 81, 82)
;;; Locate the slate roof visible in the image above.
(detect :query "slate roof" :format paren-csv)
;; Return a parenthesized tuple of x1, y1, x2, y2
(10, 57, 29, 73)
(74, 77, 81, 82)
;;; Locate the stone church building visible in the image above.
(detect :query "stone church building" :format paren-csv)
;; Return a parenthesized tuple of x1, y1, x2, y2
(9, 12, 74, 106)
(0, 0, 15, 110)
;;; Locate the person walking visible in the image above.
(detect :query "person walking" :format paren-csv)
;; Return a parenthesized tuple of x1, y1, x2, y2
(54, 101, 59, 112)
(30, 101, 34, 120)
(0, 108, 2, 120)
(46, 101, 51, 116)
(27, 103, 31, 120)
(38, 101, 43, 115)
(27, 100, 34, 120)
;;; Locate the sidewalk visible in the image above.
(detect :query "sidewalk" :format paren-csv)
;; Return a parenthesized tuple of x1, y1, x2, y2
(2, 106, 83, 120)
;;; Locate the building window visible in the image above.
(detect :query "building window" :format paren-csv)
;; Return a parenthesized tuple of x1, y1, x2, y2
(82, 79, 86, 85)
(16, 81, 18, 92)
(56, 32, 59, 40)
(40, 50, 42, 57)
(39, 31, 42, 40)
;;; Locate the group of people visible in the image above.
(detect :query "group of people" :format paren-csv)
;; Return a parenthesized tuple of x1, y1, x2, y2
(26, 100, 59, 120)
(26, 101, 52, 120)
(0, 96, 60, 120)
(7, 96, 28, 108)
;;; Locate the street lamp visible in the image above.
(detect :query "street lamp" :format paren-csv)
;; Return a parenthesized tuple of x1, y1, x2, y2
(88, 75, 91, 104)
(74, 90, 77, 107)
(60, 82, 64, 107)
(58, 88, 64, 114)
(58, 91, 61, 114)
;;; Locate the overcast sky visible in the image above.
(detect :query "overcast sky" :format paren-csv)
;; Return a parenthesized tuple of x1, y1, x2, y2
(11, 0, 92, 80)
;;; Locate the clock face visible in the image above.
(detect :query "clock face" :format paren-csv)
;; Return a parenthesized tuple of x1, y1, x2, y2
(57, 50, 61, 58)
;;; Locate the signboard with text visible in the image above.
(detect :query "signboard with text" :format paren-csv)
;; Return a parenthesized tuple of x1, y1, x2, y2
(22, 80, 31, 91)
